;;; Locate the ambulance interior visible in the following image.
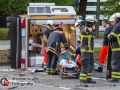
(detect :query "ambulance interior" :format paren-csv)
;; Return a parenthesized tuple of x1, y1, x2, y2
(27, 5, 77, 67)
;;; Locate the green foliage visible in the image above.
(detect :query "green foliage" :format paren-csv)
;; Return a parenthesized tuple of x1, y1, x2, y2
(0, 0, 73, 17)
(74, 7, 79, 14)
(101, 0, 120, 17)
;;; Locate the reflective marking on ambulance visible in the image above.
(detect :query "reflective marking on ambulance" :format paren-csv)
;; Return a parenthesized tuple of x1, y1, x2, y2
(22, 36, 25, 50)
(21, 28, 26, 50)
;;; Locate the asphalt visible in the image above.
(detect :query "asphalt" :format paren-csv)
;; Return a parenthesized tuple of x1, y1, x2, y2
(0, 66, 119, 90)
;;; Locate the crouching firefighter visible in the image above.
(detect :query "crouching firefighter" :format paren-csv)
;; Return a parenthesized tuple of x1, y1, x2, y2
(79, 15, 97, 87)
(107, 13, 120, 82)
(46, 27, 68, 75)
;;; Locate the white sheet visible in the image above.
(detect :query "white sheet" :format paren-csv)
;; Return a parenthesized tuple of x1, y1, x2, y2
(60, 59, 76, 68)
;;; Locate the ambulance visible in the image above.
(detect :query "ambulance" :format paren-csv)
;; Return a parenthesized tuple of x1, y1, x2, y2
(18, 3, 80, 70)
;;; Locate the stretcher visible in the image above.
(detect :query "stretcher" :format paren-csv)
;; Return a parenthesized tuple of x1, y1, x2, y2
(57, 51, 80, 79)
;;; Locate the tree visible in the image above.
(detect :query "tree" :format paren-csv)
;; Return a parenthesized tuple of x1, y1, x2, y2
(101, 0, 120, 17)
(79, 0, 87, 19)
(0, 0, 73, 17)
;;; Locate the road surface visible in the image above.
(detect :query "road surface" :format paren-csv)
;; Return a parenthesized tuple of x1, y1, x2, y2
(0, 66, 119, 90)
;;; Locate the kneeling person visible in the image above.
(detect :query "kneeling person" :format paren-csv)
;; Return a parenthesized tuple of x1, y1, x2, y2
(46, 27, 68, 75)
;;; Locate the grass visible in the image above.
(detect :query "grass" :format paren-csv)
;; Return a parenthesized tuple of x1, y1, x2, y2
(0, 28, 9, 40)
(95, 31, 104, 39)
(94, 47, 101, 60)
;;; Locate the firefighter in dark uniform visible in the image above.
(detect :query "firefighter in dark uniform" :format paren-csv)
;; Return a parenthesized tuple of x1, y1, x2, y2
(46, 27, 68, 75)
(43, 20, 55, 70)
(78, 15, 97, 87)
(108, 13, 120, 82)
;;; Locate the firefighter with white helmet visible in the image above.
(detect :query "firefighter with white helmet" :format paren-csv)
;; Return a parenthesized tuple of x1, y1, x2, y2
(74, 19, 85, 59)
(109, 16, 116, 26)
(42, 20, 55, 71)
(78, 15, 97, 87)
(108, 13, 120, 82)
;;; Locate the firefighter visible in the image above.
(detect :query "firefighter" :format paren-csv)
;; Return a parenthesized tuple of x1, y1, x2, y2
(78, 15, 97, 87)
(107, 13, 120, 82)
(109, 16, 116, 26)
(43, 20, 55, 70)
(94, 19, 113, 72)
(46, 27, 68, 75)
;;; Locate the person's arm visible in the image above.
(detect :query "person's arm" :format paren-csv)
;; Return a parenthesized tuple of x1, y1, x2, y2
(43, 30, 48, 43)
(108, 26, 117, 42)
(60, 33, 69, 50)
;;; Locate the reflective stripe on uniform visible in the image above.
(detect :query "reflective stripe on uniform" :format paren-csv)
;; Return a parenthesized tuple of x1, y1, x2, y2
(46, 48, 59, 56)
(112, 72, 120, 75)
(50, 69, 57, 73)
(79, 73, 87, 80)
(108, 32, 117, 38)
(112, 72, 120, 79)
(84, 27, 88, 34)
(112, 48, 120, 51)
(81, 35, 93, 52)
(108, 33, 120, 51)
(87, 73, 92, 79)
(81, 49, 93, 53)
(112, 75, 120, 78)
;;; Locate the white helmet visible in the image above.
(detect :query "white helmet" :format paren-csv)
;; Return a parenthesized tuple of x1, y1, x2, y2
(109, 16, 115, 22)
(47, 20, 55, 26)
(75, 20, 82, 27)
(86, 15, 97, 22)
(111, 13, 120, 18)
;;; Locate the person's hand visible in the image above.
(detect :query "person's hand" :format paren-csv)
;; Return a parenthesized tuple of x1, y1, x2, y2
(88, 28, 93, 32)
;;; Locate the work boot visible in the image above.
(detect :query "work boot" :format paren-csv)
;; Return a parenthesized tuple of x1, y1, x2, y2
(107, 78, 119, 82)
(94, 64, 103, 72)
(87, 79, 96, 84)
(80, 81, 88, 87)
(46, 69, 50, 75)
(50, 69, 57, 75)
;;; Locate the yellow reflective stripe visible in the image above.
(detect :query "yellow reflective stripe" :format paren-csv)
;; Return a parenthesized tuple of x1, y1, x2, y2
(78, 37, 81, 41)
(112, 48, 120, 51)
(81, 35, 92, 38)
(84, 27, 88, 34)
(87, 76, 91, 79)
(46, 49, 59, 56)
(112, 75, 120, 79)
(79, 77, 87, 80)
(80, 73, 87, 77)
(117, 34, 120, 45)
(46, 70, 50, 73)
(112, 72, 120, 75)
(81, 35, 92, 50)
(88, 36, 90, 48)
(81, 49, 93, 53)
(87, 73, 92, 76)
(50, 70, 56, 73)
(108, 32, 117, 38)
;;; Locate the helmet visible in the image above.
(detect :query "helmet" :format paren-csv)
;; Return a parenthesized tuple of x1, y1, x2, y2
(86, 15, 97, 22)
(111, 13, 120, 18)
(75, 20, 82, 27)
(55, 27, 63, 31)
(109, 16, 115, 22)
(47, 20, 55, 26)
